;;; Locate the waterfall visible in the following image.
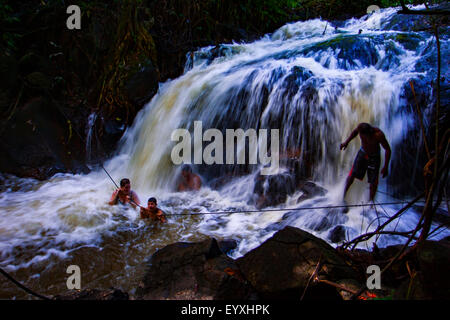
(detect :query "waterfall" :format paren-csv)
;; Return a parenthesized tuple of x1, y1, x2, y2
(0, 5, 448, 297)
(114, 13, 422, 195)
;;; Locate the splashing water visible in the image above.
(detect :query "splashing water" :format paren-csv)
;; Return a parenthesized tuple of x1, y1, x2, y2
(1, 5, 448, 298)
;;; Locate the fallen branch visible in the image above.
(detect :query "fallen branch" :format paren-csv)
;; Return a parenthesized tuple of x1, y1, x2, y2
(317, 279, 359, 296)
(300, 255, 322, 301)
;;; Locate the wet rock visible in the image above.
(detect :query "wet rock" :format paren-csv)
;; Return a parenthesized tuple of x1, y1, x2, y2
(384, 32, 424, 53)
(280, 210, 298, 222)
(125, 60, 159, 108)
(217, 239, 238, 254)
(262, 209, 309, 236)
(303, 35, 380, 70)
(253, 173, 297, 208)
(90, 114, 128, 160)
(382, 10, 430, 32)
(0, 97, 88, 180)
(297, 181, 327, 203)
(279, 152, 315, 184)
(261, 221, 286, 236)
(308, 209, 349, 232)
(281, 66, 314, 98)
(300, 181, 327, 197)
(253, 174, 295, 208)
(400, 75, 431, 113)
(53, 288, 129, 300)
(311, 216, 332, 232)
(208, 173, 235, 190)
(388, 71, 436, 196)
(236, 226, 355, 299)
(328, 225, 348, 243)
(136, 238, 254, 300)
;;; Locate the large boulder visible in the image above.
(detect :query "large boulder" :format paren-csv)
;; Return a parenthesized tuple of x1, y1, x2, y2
(136, 238, 254, 300)
(236, 226, 356, 299)
(0, 97, 90, 180)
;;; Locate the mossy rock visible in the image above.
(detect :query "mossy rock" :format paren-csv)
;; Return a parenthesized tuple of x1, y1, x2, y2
(236, 226, 356, 299)
(313, 34, 357, 49)
(302, 33, 411, 71)
(302, 35, 380, 70)
(382, 13, 430, 32)
(383, 33, 424, 52)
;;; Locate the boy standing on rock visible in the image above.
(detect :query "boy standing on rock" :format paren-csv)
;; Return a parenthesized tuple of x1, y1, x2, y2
(340, 123, 391, 202)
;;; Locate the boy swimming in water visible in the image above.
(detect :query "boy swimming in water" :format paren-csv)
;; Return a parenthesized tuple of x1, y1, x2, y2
(140, 197, 167, 223)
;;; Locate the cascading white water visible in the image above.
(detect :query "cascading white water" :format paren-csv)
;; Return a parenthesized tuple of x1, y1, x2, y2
(85, 112, 98, 164)
(0, 5, 448, 298)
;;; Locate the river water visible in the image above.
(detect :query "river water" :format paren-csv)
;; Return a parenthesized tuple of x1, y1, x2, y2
(1, 5, 448, 299)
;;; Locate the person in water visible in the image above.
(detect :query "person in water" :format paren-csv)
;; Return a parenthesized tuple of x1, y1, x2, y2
(340, 123, 391, 202)
(177, 165, 202, 191)
(109, 178, 141, 209)
(140, 197, 167, 223)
